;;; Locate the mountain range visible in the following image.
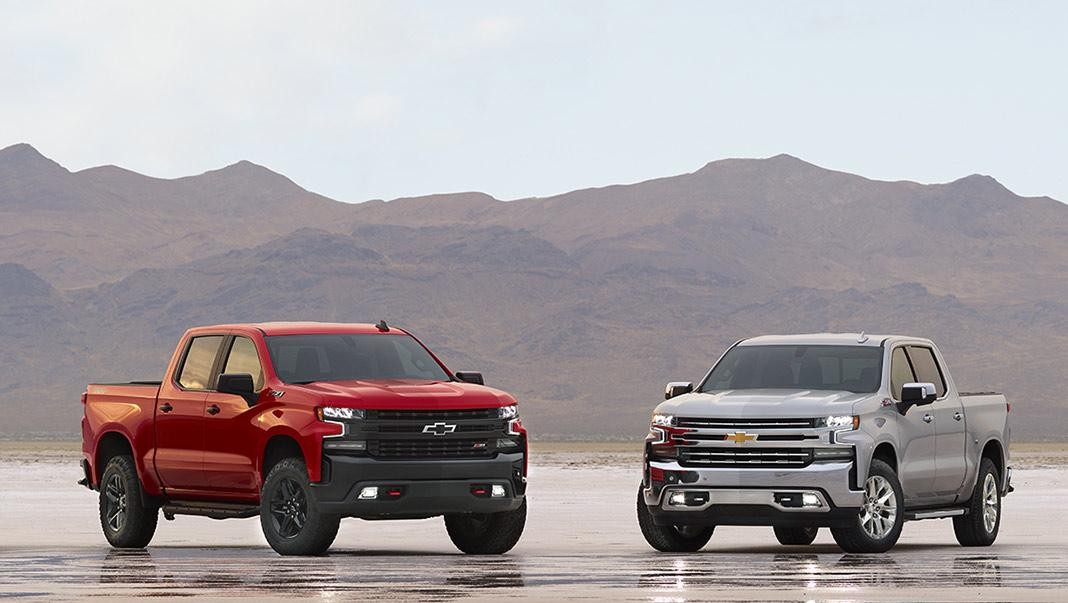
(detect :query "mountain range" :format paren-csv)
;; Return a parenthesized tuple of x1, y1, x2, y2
(1, 143, 1065, 440)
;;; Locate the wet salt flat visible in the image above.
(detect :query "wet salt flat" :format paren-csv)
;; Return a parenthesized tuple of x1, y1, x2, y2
(1, 445, 1067, 601)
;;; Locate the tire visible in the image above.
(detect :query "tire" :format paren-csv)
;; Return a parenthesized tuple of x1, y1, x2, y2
(831, 459, 904, 553)
(260, 458, 340, 556)
(774, 526, 819, 546)
(636, 485, 714, 553)
(953, 457, 1001, 547)
(445, 499, 527, 555)
(99, 455, 158, 548)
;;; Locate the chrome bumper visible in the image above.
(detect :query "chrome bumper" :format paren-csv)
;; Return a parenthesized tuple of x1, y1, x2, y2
(646, 459, 864, 509)
(656, 487, 831, 512)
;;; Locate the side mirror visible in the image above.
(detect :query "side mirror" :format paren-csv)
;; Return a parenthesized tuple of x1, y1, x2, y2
(217, 373, 257, 406)
(665, 382, 694, 400)
(455, 371, 485, 385)
(898, 382, 937, 414)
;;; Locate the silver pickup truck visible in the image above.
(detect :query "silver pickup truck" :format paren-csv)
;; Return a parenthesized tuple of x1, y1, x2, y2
(637, 333, 1012, 553)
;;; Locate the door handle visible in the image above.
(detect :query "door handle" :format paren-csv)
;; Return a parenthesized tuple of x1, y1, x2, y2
(206, 404, 220, 416)
(953, 412, 963, 421)
(159, 403, 173, 413)
(922, 414, 933, 423)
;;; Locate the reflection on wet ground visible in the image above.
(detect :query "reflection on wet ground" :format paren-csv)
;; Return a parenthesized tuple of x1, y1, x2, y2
(3, 454, 1068, 600)
(2, 545, 1067, 601)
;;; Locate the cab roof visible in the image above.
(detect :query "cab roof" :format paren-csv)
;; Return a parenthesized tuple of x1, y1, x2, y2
(738, 333, 932, 347)
(191, 322, 404, 336)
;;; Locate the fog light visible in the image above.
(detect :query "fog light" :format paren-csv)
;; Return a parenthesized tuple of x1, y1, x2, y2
(802, 493, 822, 507)
(324, 440, 366, 451)
(491, 484, 506, 498)
(668, 491, 687, 506)
(358, 486, 378, 500)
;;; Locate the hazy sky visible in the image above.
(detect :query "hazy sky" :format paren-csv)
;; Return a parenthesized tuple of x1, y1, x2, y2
(2, 1, 1065, 203)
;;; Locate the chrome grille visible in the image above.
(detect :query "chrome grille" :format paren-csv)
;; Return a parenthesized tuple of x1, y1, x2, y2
(675, 417, 817, 429)
(678, 447, 814, 468)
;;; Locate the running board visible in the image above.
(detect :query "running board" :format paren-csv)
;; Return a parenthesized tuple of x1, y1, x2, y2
(905, 507, 967, 521)
(162, 501, 259, 520)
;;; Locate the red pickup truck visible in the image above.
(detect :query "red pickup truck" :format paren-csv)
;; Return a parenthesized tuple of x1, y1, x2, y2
(79, 322, 528, 556)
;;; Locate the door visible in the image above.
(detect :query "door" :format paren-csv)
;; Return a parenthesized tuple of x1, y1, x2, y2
(203, 335, 265, 496)
(154, 334, 224, 491)
(908, 345, 967, 499)
(889, 346, 937, 505)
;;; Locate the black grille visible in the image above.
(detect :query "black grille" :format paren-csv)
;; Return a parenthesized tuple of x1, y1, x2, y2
(376, 423, 499, 434)
(676, 417, 817, 429)
(366, 408, 498, 421)
(368, 438, 494, 459)
(678, 447, 813, 468)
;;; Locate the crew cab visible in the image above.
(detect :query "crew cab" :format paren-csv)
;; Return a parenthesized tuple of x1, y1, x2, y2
(637, 333, 1011, 553)
(80, 322, 528, 556)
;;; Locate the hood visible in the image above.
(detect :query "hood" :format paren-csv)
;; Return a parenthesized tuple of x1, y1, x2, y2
(656, 389, 874, 418)
(286, 379, 516, 410)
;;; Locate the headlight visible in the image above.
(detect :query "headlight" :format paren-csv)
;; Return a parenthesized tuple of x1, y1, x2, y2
(651, 413, 675, 427)
(498, 405, 519, 420)
(818, 415, 859, 430)
(317, 407, 365, 421)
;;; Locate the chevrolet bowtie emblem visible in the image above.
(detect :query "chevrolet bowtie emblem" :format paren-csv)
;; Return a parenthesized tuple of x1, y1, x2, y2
(422, 422, 457, 436)
(725, 431, 757, 444)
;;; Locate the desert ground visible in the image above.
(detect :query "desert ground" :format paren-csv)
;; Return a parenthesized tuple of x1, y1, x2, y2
(2, 442, 1067, 601)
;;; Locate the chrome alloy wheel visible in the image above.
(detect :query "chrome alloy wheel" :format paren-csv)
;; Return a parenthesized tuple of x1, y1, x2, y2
(860, 475, 897, 539)
(104, 473, 128, 532)
(982, 473, 999, 533)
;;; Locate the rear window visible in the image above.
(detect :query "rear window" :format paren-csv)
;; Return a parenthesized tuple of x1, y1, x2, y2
(177, 335, 223, 390)
(700, 345, 883, 394)
(265, 333, 450, 384)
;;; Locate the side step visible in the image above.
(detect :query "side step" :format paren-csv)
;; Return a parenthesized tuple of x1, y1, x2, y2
(162, 501, 259, 521)
(905, 507, 967, 521)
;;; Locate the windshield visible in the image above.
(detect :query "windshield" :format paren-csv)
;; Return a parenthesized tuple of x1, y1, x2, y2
(700, 345, 883, 394)
(265, 334, 451, 384)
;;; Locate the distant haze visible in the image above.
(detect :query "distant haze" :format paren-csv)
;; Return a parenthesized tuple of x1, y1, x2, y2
(1, 2, 1067, 204)
(1, 143, 1066, 441)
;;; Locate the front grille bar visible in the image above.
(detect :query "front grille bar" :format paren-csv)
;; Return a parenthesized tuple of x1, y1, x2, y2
(676, 417, 816, 429)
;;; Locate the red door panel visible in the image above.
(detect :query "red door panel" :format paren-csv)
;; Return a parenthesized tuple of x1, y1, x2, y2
(153, 388, 207, 490)
(202, 391, 260, 497)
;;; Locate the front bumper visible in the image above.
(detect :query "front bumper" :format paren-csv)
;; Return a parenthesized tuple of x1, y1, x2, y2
(644, 460, 864, 528)
(311, 452, 525, 518)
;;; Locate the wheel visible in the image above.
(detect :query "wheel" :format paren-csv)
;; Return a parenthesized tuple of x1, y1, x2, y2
(830, 459, 904, 553)
(260, 458, 340, 556)
(774, 526, 819, 545)
(445, 499, 527, 554)
(953, 457, 1001, 547)
(99, 455, 158, 548)
(636, 486, 714, 552)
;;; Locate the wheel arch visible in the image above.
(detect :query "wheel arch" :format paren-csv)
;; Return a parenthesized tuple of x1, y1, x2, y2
(260, 431, 307, 484)
(94, 430, 135, 484)
(980, 438, 1006, 488)
(871, 441, 898, 471)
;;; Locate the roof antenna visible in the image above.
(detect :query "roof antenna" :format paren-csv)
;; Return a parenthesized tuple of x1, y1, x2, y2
(858, 331, 869, 343)
(376, 320, 390, 332)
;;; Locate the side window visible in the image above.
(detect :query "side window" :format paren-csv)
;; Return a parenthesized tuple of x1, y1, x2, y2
(177, 336, 224, 390)
(222, 337, 265, 391)
(889, 347, 915, 401)
(906, 346, 947, 397)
